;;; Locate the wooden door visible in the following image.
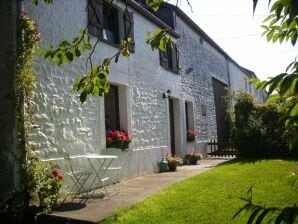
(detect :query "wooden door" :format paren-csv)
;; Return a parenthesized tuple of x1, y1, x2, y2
(212, 78, 229, 149)
(169, 98, 175, 155)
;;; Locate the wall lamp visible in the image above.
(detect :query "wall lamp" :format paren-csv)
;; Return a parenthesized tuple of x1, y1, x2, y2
(163, 89, 171, 99)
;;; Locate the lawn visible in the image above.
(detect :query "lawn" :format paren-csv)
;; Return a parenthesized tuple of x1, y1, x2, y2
(102, 159, 298, 224)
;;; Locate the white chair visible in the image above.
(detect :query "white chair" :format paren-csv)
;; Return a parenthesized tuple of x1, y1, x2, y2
(101, 148, 122, 192)
(63, 154, 93, 197)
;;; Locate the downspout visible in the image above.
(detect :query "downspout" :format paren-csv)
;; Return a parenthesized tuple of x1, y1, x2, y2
(225, 56, 231, 88)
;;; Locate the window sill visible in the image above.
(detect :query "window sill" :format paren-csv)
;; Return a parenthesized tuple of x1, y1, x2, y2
(161, 66, 179, 75)
(100, 38, 121, 49)
(100, 38, 135, 54)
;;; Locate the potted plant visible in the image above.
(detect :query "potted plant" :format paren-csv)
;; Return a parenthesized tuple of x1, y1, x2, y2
(164, 153, 182, 172)
(185, 150, 201, 165)
(187, 129, 198, 142)
(106, 129, 132, 150)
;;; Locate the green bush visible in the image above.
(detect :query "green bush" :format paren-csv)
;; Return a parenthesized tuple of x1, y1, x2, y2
(232, 92, 290, 157)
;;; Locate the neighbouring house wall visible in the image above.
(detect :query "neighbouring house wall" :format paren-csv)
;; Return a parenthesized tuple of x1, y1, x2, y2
(23, 0, 183, 182)
(0, 0, 19, 202)
(228, 61, 266, 103)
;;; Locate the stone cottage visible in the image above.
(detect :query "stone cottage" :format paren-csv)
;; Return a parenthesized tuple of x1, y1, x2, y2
(23, 0, 264, 184)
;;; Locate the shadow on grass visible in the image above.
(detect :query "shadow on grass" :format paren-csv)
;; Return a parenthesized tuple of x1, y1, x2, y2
(216, 155, 298, 167)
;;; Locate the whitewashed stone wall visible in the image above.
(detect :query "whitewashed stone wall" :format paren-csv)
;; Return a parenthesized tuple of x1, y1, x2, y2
(24, 0, 182, 180)
(228, 61, 266, 103)
(175, 17, 229, 142)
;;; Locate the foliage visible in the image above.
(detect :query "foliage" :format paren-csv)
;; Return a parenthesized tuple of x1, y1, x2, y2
(16, 12, 40, 98)
(184, 150, 201, 165)
(106, 129, 132, 150)
(5, 12, 63, 221)
(145, 0, 165, 12)
(164, 152, 182, 171)
(145, 28, 172, 51)
(234, 185, 298, 224)
(101, 159, 298, 224)
(232, 91, 291, 157)
(186, 129, 198, 142)
(251, 0, 298, 150)
(164, 152, 183, 164)
(23, 150, 63, 214)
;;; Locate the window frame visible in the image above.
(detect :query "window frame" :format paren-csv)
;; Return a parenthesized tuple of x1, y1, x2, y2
(159, 42, 179, 74)
(88, 0, 135, 51)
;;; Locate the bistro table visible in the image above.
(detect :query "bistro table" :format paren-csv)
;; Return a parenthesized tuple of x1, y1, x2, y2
(84, 154, 118, 196)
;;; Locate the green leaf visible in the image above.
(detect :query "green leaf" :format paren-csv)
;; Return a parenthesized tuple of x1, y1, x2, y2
(291, 32, 297, 46)
(79, 90, 88, 103)
(83, 43, 92, 51)
(290, 102, 298, 117)
(267, 30, 274, 41)
(91, 65, 99, 76)
(64, 52, 73, 63)
(92, 86, 99, 96)
(265, 94, 280, 104)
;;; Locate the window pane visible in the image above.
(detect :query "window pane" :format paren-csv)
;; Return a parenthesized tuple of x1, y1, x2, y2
(103, 2, 119, 44)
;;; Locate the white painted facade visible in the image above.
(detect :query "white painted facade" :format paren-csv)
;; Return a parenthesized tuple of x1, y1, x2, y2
(24, 0, 265, 185)
(24, 0, 189, 182)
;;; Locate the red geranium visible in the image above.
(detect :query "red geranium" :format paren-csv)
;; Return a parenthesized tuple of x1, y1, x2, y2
(106, 128, 132, 150)
(187, 129, 199, 142)
(52, 169, 63, 180)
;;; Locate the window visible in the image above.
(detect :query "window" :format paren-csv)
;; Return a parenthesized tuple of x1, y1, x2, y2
(159, 43, 179, 73)
(104, 85, 120, 130)
(104, 84, 130, 133)
(245, 77, 248, 91)
(185, 101, 194, 130)
(88, 0, 135, 51)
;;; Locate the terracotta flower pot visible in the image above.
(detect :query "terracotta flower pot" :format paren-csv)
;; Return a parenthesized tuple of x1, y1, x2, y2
(168, 162, 178, 171)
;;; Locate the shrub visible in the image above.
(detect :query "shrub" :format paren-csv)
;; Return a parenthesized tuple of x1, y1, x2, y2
(232, 91, 290, 157)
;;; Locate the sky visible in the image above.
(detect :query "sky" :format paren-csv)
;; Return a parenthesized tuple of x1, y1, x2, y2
(169, 0, 298, 80)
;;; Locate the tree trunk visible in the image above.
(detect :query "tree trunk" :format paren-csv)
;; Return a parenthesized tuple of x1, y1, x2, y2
(0, 0, 19, 204)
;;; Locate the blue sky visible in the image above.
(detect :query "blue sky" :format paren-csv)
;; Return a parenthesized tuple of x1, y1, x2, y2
(169, 0, 298, 80)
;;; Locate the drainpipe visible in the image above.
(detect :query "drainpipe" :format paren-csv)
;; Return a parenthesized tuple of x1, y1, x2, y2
(225, 56, 232, 88)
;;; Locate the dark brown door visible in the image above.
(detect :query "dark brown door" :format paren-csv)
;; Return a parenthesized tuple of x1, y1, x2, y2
(212, 78, 229, 149)
(169, 98, 175, 155)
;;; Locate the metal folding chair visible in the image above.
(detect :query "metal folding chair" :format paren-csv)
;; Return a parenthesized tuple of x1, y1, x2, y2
(101, 148, 122, 189)
(63, 154, 93, 198)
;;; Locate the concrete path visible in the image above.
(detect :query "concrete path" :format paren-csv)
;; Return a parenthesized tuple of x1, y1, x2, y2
(43, 158, 229, 224)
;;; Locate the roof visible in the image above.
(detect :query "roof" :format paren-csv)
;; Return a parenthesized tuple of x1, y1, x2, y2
(133, 1, 258, 79)
(125, 0, 180, 38)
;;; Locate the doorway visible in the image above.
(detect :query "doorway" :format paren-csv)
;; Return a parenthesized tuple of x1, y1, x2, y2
(168, 98, 175, 155)
(212, 78, 229, 148)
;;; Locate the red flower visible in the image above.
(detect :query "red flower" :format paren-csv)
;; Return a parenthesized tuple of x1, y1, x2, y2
(52, 169, 63, 180)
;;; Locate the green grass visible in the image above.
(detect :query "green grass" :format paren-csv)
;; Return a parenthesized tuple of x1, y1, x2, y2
(102, 159, 298, 224)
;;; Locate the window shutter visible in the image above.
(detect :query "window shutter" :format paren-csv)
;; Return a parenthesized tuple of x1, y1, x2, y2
(88, 0, 103, 37)
(123, 10, 135, 53)
(159, 49, 168, 69)
(173, 44, 179, 73)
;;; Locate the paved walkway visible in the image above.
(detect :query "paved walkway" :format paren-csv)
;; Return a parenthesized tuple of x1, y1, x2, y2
(42, 158, 229, 224)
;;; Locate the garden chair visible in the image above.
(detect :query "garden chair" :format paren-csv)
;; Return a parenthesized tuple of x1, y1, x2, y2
(101, 148, 122, 191)
(63, 154, 93, 198)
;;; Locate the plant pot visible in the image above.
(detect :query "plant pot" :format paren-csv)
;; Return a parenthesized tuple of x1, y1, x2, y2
(187, 136, 195, 142)
(168, 162, 178, 171)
